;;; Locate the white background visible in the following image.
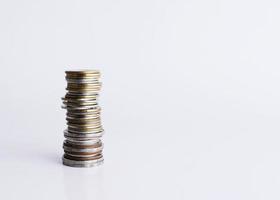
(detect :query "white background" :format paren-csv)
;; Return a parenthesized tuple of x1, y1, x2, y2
(0, 0, 280, 199)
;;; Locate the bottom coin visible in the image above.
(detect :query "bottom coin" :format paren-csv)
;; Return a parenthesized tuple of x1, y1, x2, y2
(62, 156, 104, 168)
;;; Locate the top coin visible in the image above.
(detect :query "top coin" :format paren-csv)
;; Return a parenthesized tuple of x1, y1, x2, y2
(65, 70, 100, 74)
(66, 70, 100, 78)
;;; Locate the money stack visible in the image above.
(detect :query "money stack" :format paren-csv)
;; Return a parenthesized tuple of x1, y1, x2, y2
(62, 70, 104, 167)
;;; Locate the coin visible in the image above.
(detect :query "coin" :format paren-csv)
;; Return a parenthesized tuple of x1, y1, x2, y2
(64, 153, 103, 161)
(65, 139, 100, 145)
(64, 129, 104, 137)
(63, 145, 103, 153)
(64, 151, 102, 158)
(62, 157, 103, 168)
(64, 141, 102, 149)
(66, 78, 100, 83)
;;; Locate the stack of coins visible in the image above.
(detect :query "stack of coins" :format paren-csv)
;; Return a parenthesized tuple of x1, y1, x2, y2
(62, 70, 104, 167)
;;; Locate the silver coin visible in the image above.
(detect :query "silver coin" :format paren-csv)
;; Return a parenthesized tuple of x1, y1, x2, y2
(66, 111, 101, 116)
(66, 79, 100, 84)
(64, 139, 102, 146)
(62, 105, 99, 110)
(64, 129, 104, 137)
(65, 139, 100, 145)
(63, 98, 99, 103)
(62, 105, 100, 110)
(66, 109, 101, 114)
(63, 144, 103, 153)
(64, 135, 102, 142)
(66, 105, 101, 110)
(66, 89, 101, 93)
(63, 99, 99, 104)
(62, 157, 103, 168)
(62, 95, 99, 100)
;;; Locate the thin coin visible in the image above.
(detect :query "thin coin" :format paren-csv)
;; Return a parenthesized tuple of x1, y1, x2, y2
(64, 151, 102, 158)
(64, 140, 102, 149)
(63, 144, 103, 153)
(65, 139, 100, 145)
(67, 126, 103, 132)
(64, 129, 104, 137)
(65, 69, 100, 74)
(66, 78, 100, 83)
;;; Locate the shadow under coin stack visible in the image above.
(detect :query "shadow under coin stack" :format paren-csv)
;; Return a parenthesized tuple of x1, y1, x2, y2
(62, 70, 104, 167)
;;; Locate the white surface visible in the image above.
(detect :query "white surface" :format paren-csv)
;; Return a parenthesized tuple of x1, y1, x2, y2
(1, 0, 280, 199)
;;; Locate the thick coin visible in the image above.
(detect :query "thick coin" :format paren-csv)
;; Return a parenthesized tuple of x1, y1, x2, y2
(62, 156, 103, 168)
(64, 153, 103, 161)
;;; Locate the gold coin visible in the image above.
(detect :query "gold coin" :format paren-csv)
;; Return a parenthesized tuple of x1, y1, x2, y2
(66, 73, 100, 79)
(65, 69, 100, 74)
(68, 126, 104, 132)
(67, 83, 102, 88)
